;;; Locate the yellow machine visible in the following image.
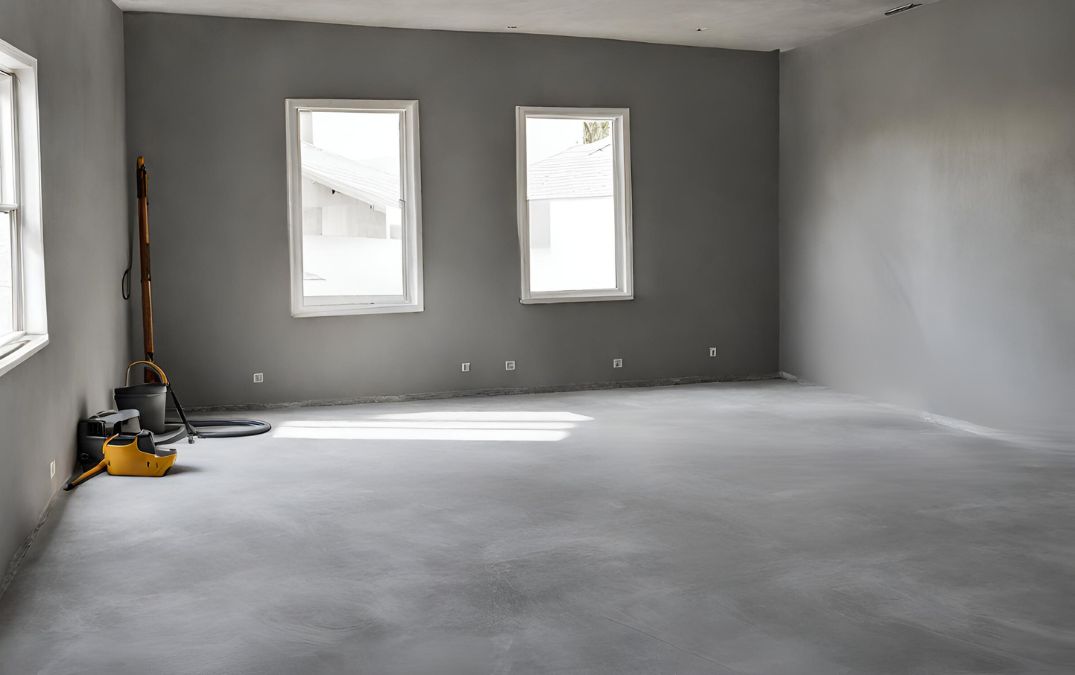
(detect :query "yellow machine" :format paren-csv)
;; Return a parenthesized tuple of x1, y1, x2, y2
(65, 359, 183, 490)
(65, 429, 178, 490)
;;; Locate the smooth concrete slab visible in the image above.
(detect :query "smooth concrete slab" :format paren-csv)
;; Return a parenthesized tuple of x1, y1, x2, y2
(1, 381, 1073, 674)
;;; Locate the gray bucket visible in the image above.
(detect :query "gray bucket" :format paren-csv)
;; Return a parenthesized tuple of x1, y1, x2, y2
(114, 362, 169, 433)
(114, 384, 167, 433)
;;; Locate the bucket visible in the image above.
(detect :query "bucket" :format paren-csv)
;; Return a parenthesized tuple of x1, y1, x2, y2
(114, 362, 170, 433)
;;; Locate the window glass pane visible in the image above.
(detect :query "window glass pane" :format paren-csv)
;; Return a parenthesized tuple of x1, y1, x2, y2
(0, 72, 15, 205)
(0, 211, 14, 335)
(299, 110, 404, 298)
(526, 117, 617, 293)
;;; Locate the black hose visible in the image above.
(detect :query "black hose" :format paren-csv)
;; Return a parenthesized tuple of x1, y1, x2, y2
(165, 385, 270, 439)
(174, 418, 272, 438)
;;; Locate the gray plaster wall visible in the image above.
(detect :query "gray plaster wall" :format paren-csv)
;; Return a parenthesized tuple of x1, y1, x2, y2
(122, 13, 779, 408)
(779, 0, 1075, 434)
(0, 0, 128, 574)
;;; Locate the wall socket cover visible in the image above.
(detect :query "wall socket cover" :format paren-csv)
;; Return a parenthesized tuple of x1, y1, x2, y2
(253, 372, 264, 383)
(613, 358, 623, 368)
(709, 347, 718, 357)
(505, 360, 516, 371)
(461, 362, 471, 372)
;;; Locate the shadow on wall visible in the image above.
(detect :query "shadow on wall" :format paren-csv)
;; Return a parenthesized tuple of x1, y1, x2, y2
(273, 411, 594, 442)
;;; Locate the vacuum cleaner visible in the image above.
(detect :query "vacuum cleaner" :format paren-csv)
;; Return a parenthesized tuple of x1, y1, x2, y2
(66, 430, 178, 490)
(67, 361, 192, 489)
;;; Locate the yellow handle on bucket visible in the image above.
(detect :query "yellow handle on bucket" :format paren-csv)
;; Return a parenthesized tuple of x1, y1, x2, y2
(124, 360, 170, 386)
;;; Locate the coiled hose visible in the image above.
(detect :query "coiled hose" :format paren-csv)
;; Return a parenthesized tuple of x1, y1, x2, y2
(174, 418, 271, 438)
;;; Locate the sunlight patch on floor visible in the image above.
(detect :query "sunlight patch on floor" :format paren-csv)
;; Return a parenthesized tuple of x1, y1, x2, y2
(273, 411, 593, 442)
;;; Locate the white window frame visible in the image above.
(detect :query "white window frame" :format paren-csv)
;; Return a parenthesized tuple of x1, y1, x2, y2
(0, 39, 47, 379)
(284, 99, 423, 317)
(516, 106, 633, 304)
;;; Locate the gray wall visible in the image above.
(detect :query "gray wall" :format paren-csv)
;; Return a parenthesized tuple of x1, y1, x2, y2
(780, 0, 1075, 434)
(123, 13, 779, 408)
(0, 0, 128, 573)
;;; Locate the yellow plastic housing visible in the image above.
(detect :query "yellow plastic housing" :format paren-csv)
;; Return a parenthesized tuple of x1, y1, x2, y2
(103, 434, 176, 477)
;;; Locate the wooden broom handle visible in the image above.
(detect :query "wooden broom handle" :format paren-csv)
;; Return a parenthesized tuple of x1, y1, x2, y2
(136, 157, 157, 382)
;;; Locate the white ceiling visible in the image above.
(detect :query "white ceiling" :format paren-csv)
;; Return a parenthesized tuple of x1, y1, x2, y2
(112, 0, 941, 52)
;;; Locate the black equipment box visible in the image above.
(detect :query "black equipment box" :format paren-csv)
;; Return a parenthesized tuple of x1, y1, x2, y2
(77, 409, 141, 471)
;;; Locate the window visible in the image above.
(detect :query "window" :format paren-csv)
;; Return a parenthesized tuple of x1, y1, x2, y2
(285, 99, 423, 317)
(0, 39, 46, 378)
(516, 107, 633, 303)
(0, 72, 15, 338)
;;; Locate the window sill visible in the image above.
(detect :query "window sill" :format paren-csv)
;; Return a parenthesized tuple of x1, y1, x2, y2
(292, 303, 424, 318)
(521, 292, 634, 305)
(0, 333, 49, 379)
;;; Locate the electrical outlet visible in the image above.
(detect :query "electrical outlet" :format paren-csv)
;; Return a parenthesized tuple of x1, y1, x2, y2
(709, 347, 718, 358)
(612, 358, 623, 369)
(461, 362, 471, 373)
(49, 460, 56, 479)
(505, 360, 516, 372)
(253, 372, 264, 383)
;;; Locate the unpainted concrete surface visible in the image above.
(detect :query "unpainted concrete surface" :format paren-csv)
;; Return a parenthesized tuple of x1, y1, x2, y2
(780, 0, 1075, 434)
(1, 381, 1073, 674)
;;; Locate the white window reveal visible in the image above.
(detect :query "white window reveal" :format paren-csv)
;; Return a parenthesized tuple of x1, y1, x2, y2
(0, 39, 47, 378)
(285, 99, 423, 317)
(516, 107, 633, 304)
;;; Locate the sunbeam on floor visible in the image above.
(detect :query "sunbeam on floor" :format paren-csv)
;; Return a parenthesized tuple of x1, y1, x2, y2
(273, 411, 595, 441)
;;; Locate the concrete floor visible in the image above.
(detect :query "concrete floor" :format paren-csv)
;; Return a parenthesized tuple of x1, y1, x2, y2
(1, 381, 1073, 674)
